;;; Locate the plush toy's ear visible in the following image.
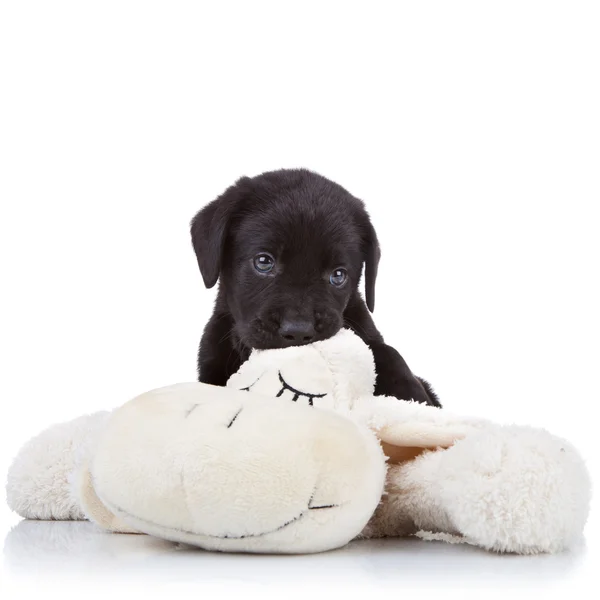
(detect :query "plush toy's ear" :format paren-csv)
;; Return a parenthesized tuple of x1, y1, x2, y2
(377, 421, 472, 464)
(379, 442, 428, 464)
(379, 426, 458, 465)
(360, 216, 381, 313)
(190, 179, 247, 289)
(361, 396, 483, 464)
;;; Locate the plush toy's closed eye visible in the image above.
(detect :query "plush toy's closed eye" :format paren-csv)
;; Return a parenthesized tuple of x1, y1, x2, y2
(240, 371, 327, 407)
(275, 372, 328, 405)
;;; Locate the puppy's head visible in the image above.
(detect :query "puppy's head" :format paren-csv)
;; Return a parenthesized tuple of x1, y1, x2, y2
(191, 169, 380, 350)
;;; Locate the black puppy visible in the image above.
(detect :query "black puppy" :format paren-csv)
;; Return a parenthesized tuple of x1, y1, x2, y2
(190, 169, 440, 407)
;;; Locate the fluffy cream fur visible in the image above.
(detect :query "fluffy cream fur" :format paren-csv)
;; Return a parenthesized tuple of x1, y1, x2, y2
(82, 384, 387, 553)
(362, 426, 591, 554)
(6, 412, 109, 521)
(6, 329, 592, 554)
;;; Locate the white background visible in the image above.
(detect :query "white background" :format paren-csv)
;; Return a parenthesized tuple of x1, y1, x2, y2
(1, 1, 598, 598)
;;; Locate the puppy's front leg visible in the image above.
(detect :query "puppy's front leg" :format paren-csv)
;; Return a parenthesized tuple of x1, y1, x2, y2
(197, 310, 247, 386)
(370, 342, 441, 407)
(343, 294, 440, 407)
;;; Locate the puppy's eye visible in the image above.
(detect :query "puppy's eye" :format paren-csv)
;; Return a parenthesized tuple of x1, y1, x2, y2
(254, 253, 275, 274)
(330, 268, 347, 287)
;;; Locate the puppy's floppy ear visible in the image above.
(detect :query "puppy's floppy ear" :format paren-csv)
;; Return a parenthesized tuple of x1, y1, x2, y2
(190, 180, 245, 288)
(362, 218, 381, 313)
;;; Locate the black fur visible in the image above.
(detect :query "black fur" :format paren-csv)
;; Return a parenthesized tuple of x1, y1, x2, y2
(191, 169, 440, 407)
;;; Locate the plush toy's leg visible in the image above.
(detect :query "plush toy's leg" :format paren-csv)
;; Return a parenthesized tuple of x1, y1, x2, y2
(362, 425, 591, 554)
(6, 412, 110, 520)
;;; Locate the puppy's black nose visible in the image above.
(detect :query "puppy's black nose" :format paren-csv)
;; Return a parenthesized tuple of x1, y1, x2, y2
(279, 319, 316, 345)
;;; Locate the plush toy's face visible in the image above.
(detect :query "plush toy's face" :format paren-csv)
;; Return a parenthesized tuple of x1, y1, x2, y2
(226, 328, 474, 464)
(226, 328, 376, 411)
(79, 329, 474, 554)
(86, 381, 386, 554)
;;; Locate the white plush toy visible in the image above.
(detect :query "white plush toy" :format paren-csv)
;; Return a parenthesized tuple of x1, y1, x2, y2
(6, 330, 591, 555)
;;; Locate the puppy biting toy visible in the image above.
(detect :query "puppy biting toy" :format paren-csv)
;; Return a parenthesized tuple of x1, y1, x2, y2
(7, 330, 591, 554)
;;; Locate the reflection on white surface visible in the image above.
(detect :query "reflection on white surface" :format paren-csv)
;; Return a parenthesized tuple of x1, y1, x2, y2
(2, 520, 589, 591)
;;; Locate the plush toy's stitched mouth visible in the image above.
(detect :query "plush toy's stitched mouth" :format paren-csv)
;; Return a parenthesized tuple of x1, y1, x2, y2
(95, 473, 342, 541)
(104, 497, 340, 540)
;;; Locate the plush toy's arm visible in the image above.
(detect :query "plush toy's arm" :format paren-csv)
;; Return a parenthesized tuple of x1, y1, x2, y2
(362, 423, 591, 554)
(361, 443, 456, 540)
(6, 412, 110, 521)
